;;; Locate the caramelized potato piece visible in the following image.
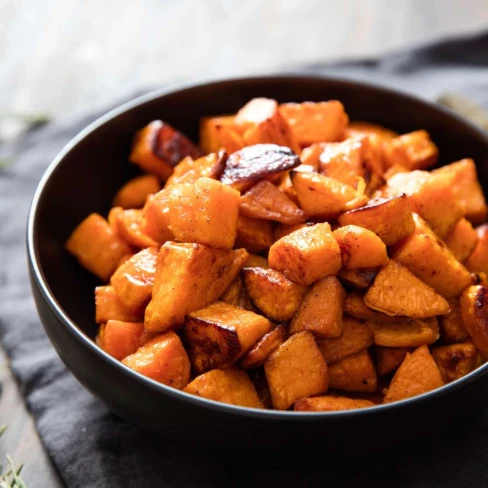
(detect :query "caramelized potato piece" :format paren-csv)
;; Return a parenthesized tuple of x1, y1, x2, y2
(444, 218, 478, 263)
(110, 207, 158, 248)
(113, 174, 160, 209)
(241, 325, 287, 369)
(220, 276, 255, 311)
(338, 268, 377, 289)
(97, 321, 144, 360)
(295, 395, 374, 411)
(317, 317, 373, 363)
(328, 350, 378, 393)
(165, 151, 227, 186)
(290, 276, 345, 339)
(333, 225, 388, 269)
(466, 224, 488, 274)
(242, 267, 308, 321)
(110, 247, 158, 314)
(240, 180, 306, 225)
(235, 214, 274, 253)
(144, 243, 248, 332)
(268, 223, 342, 285)
(122, 332, 191, 388)
(432, 342, 479, 383)
(95, 286, 142, 323)
(235, 98, 278, 131)
(343, 291, 394, 321)
(265, 331, 328, 410)
(66, 213, 131, 281)
(439, 298, 470, 344)
(184, 302, 272, 373)
(460, 285, 488, 351)
(383, 345, 443, 403)
(338, 194, 415, 246)
(375, 347, 412, 376)
(364, 260, 450, 318)
(183, 368, 263, 408)
(280, 101, 348, 146)
(141, 189, 174, 243)
(200, 115, 236, 154)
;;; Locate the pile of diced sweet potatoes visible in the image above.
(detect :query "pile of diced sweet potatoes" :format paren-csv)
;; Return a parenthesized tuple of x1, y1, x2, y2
(66, 97, 488, 411)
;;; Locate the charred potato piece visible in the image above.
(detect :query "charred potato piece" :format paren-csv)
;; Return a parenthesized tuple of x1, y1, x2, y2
(199, 114, 236, 154)
(338, 268, 378, 289)
(375, 347, 412, 376)
(439, 298, 470, 344)
(444, 218, 478, 263)
(343, 291, 395, 321)
(113, 174, 161, 209)
(295, 395, 374, 412)
(235, 214, 274, 254)
(466, 224, 488, 274)
(241, 325, 287, 369)
(432, 342, 479, 383)
(460, 285, 488, 351)
(328, 350, 378, 393)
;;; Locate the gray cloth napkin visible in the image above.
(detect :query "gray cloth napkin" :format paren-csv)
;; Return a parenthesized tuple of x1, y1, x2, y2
(1, 31, 488, 488)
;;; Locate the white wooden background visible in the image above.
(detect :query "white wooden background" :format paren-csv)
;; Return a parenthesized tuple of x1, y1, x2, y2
(0, 0, 487, 486)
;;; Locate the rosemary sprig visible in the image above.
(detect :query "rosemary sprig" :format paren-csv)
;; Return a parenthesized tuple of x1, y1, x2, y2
(0, 426, 26, 487)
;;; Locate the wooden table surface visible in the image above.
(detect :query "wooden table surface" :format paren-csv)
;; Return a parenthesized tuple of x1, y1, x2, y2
(0, 0, 487, 486)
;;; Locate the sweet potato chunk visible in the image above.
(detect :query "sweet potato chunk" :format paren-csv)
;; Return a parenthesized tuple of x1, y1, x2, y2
(432, 342, 479, 383)
(200, 115, 236, 154)
(345, 121, 398, 142)
(66, 213, 131, 281)
(383, 345, 443, 403)
(97, 321, 145, 360)
(242, 267, 308, 321)
(375, 347, 412, 376)
(220, 276, 254, 311)
(110, 207, 158, 249)
(338, 268, 377, 289)
(460, 285, 488, 351)
(144, 243, 248, 331)
(439, 298, 470, 344)
(110, 247, 158, 314)
(216, 125, 244, 154)
(364, 260, 450, 318)
(273, 223, 309, 242)
(183, 368, 263, 408)
(299, 143, 325, 170)
(343, 291, 393, 321)
(333, 225, 388, 269)
(444, 218, 478, 263)
(317, 317, 373, 363)
(265, 331, 328, 410)
(280, 101, 348, 146)
(184, 302, 272, 373)
(337, 194, 415, 246)
(245, 254, 269, 268)
(240, 180, 306, 225)
(234, 214, 273, 253)
(290, 276, 345, 339)
(466, 224, 488, 274)
(241, 325, 287, 369)
(268, 223, 342, 285)
(295, 395, 374, 412)
(122, 332, 191, 388)
(141, 189, 174, 243)
(328, 350, 378, 393)
(113, 174, 160, 209)
(235, 98, 278, 131)
(95, 286, 142, 323)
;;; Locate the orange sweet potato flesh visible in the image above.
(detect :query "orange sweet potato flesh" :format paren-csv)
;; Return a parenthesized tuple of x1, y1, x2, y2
(95, 286, 142, 323)
(460, 285, 488, 351)
(110, 247, 158, 314)
(317, 317, 373, 363)
(265, 331, 328, 410)
(66, 213, 131, 281)
(244, 254, 269, 268)
(345, 121, 398, 143)
(328, 350, 378, 393)
(216, 125, 244, 154)
(268, 223, 342, 285)
(364, 260, 450, 318)
(112, 174, 160, 209)
(97, 321, 145, 360)
(240, 180, 306, 225)
(343, 291, 394, 321)
(220, 276, 255, 312)
(333, 225, 388, 269)
(299, 143, 325, 170)
(235, 98, 278, 131)
(141, 189, 174, 244)
(295, 395, 374, 411)
(290, 276, 345, 339)
(144, 242, 248, 332)
(242, 267, 308, 321)
(184, 302, 272, 373)
(110, 207, 158, 249)
(432, 342, 479, 383)
(338, 194, 415, 246)
(375, 347, 412, 376)
(439, 298, 470, 344)
(444, 218, 478, 263)
(183, 368, 263, 409)
(273, 223, 310, 242)
(383, 345, 443, 403)
(235, 214, 274, 253)
(338, 268, 378, 289)
(122, 331, 191, 388)
(199, 115, 236, 154)
(466, 224, 488, 274)
(241, 325, 287, 369)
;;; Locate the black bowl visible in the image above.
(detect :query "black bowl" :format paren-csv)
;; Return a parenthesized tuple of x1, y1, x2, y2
(27, 76, 488, 448)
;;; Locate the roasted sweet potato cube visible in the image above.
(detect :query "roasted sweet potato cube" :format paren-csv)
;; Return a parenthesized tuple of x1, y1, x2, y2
(466, 224, 488, 274)
(375, 347, 412, 376)
(141, 189, 174, 243)
(337, 194, 415, 246)
(249, 368, 273, 409)
(95, 286, 143, 323)
(290, 276, 345, 339)
(113, 174, 161, 209)
(231, 214, 272, 254)
(328, 350, 378, 393)
(279, 101, 348, 146)
(220, 276, 255, 311)
(183, 368, 263, 408)
(242, 267, 308, 321)
(122, 331, 191, 388)
(268, 223, 342, 285)
(200, 115, 236, 154)
(317, 317, 373, 363)
(439, 298, 470, 344)
(432, 342, 479, 383)
(299, 143, 325, 170)
(444, 218, 478, 263)
(110, 247, 158, 313)
(216, 124, 244, 154)
(294, 395, 374, 411)
(110, 207, 158, 248)
(166, 177, 240, 249)
(345, 121, 398, 143)
(333, 225, 388, 269)
(66, 213, 131, 281)
(460, 285, 488, 351)
(144, 243, 248, 331)
(235, 98, 278, 131)
(184, 302, 272, 373)
(241, 325, 287, 369)
(338, 268, 378, 289)
(364, 260, 450, 318)
(264, 331, 328, 410)
(344, 291, 394, 321)
(97, 321, 145, 360)
(240, 180, 306, 225)
(383, 345, 443, 403)
(273, 223, 309, 242)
